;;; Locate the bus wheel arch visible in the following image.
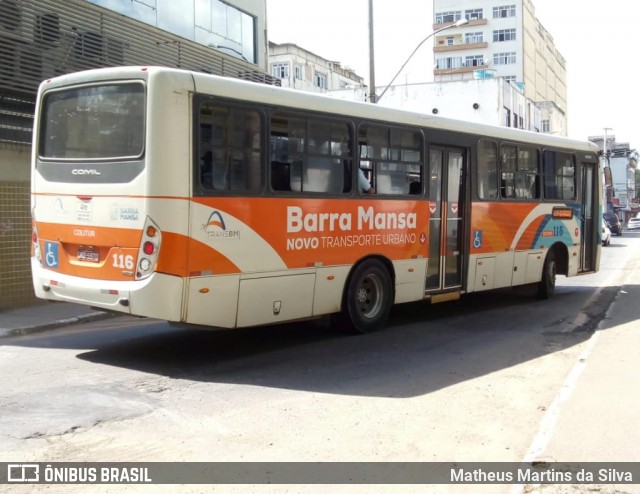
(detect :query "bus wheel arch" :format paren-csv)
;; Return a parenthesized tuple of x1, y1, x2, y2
(340, 256, 395, 333)
(536, 243, 567, 299)
(552, 242, 569, 276)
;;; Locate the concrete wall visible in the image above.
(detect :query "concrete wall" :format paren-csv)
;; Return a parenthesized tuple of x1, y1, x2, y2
(0, 144, 34, 309)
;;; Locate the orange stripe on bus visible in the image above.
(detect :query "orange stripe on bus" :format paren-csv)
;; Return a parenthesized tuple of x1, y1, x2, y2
(185, 237, 241, 276)
(36, 222, 141, 246)
(470, 203, 546, 252)
(192, 196, 429, 267)
(156, 232, 241, 277)
(36, 222, 142, 281)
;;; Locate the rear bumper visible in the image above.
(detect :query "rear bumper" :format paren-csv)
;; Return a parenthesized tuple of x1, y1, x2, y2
(31, 259, 184, 321)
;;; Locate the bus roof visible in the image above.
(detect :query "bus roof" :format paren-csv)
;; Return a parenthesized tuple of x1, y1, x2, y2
(39, 66, 599, 155)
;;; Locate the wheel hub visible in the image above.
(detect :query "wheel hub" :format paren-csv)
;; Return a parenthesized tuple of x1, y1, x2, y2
(356, 287, 369, 304)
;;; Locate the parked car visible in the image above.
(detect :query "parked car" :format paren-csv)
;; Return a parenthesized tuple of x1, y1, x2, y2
(601, 220, 611, 246)
(603, 212, 622, 236)
(627, 213, 640, 230)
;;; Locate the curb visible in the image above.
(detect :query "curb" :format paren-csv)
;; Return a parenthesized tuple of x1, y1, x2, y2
(1, 311, 116, 339)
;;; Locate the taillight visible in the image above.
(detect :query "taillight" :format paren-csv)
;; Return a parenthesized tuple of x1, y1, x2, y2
(136, 217, 161, 280)
(32, 219, 42, 266)
(143, 241, 155, 255)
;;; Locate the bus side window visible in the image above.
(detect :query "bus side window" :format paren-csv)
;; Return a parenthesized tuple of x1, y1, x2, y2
(271, 162, 291, 191)
(197, 101, 262, 193)
(377, 164, 410, 195)
(531, 174, 541, 198)
(358, 124, 422, 196)
(302, 157, 344, 193)
(200, 150, 213, 188)
(343, 161, 353, 193)
(270, 112, 351, 194)
(290, 159, 302, 192)
(500, 144, 517, 199)
(517, 147, 539, 199)
(477, 139, 498, 199)
(358, 145, 375, 193)
(543, 150, 575, 200)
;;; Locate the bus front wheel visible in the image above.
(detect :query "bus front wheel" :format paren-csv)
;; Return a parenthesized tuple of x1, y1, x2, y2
(343, 259, 393, 333)
(536, 251, 556, 299)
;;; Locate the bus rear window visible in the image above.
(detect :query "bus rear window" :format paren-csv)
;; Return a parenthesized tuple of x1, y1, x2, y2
(40, 82, 145, 160)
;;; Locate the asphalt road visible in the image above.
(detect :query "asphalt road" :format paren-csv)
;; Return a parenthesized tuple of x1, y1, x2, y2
(1, 232, 639, 494)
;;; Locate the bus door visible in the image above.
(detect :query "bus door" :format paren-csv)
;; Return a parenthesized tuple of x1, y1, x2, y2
(426, 146, 466, 293)
(580, 161, 597, 272)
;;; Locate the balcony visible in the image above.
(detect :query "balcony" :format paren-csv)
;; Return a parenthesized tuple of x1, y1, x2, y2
(432, 18, 487, 31)
(434, 41, 488, 53)
(433, 64, 490, 77)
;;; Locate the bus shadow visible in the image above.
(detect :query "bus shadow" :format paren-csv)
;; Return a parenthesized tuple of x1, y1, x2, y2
(65, 281, 622, 398)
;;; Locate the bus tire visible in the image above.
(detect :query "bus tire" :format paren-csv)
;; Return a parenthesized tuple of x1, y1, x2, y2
(342, 259, 393, 333)
(536, 251, 556, 299)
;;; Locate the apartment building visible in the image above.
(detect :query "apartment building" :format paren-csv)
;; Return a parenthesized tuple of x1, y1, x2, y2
(432, 0, 566, 135)
(0, 0, 275, 309)
(269, 42, 365, 93)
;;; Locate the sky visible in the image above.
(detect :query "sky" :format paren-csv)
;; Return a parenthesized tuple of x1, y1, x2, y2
(266, 0, 640, 147)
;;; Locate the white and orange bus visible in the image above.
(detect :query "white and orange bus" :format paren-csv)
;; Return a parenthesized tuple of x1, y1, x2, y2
(31, 66, 602, 333)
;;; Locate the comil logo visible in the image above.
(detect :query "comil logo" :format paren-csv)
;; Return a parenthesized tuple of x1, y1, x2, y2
(8, 464, 39, 482)
(72, 169, 101, 176)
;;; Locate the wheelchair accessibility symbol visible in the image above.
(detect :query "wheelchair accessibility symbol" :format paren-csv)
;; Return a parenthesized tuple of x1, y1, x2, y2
(473, 230, 483, 249)
(45, 241, 59, 269)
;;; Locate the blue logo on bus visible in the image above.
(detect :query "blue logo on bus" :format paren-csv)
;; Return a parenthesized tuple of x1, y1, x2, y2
(205, 211, 226, 231)
(44, 241, 59, 269)
(473, 230, 483, 249)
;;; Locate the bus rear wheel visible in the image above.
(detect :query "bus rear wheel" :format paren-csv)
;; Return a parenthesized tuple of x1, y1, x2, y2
(342, 259, 393, 333)
(536, 251, 556, 299)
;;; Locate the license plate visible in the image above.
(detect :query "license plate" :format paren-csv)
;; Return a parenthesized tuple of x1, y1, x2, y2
(77, 247, 99, 263)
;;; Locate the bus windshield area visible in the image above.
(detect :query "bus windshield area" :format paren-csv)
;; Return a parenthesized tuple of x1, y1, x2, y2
(39, 82, 145, 160)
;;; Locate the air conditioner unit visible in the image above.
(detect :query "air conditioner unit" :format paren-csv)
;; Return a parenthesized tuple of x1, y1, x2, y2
(0, 0, 36, 44)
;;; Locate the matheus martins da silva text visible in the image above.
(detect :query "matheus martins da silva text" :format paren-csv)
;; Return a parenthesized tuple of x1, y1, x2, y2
(451, 467, 633, 483)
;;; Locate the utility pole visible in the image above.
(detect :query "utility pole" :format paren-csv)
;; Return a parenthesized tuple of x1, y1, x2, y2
(603, 127, 612, 163)
(603, 127, 613, 213)
(368, 0, 376, 103)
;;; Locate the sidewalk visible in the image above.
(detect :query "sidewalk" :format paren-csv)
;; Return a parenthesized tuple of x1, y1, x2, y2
(0, 301, 113, 338)
(534, 268, 640, 461)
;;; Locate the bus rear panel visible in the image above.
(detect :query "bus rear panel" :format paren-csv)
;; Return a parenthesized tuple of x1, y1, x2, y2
(31, 68, 192, 322)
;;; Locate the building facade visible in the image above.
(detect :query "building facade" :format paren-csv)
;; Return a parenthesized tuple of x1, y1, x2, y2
(269, 42, 365, 93)
(589, 135, 639, 219)
(87, 0, 267, 67)
(0, 0, 275, 309)
(432, 0, 567, 135)
(331, 76, 541, 133)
